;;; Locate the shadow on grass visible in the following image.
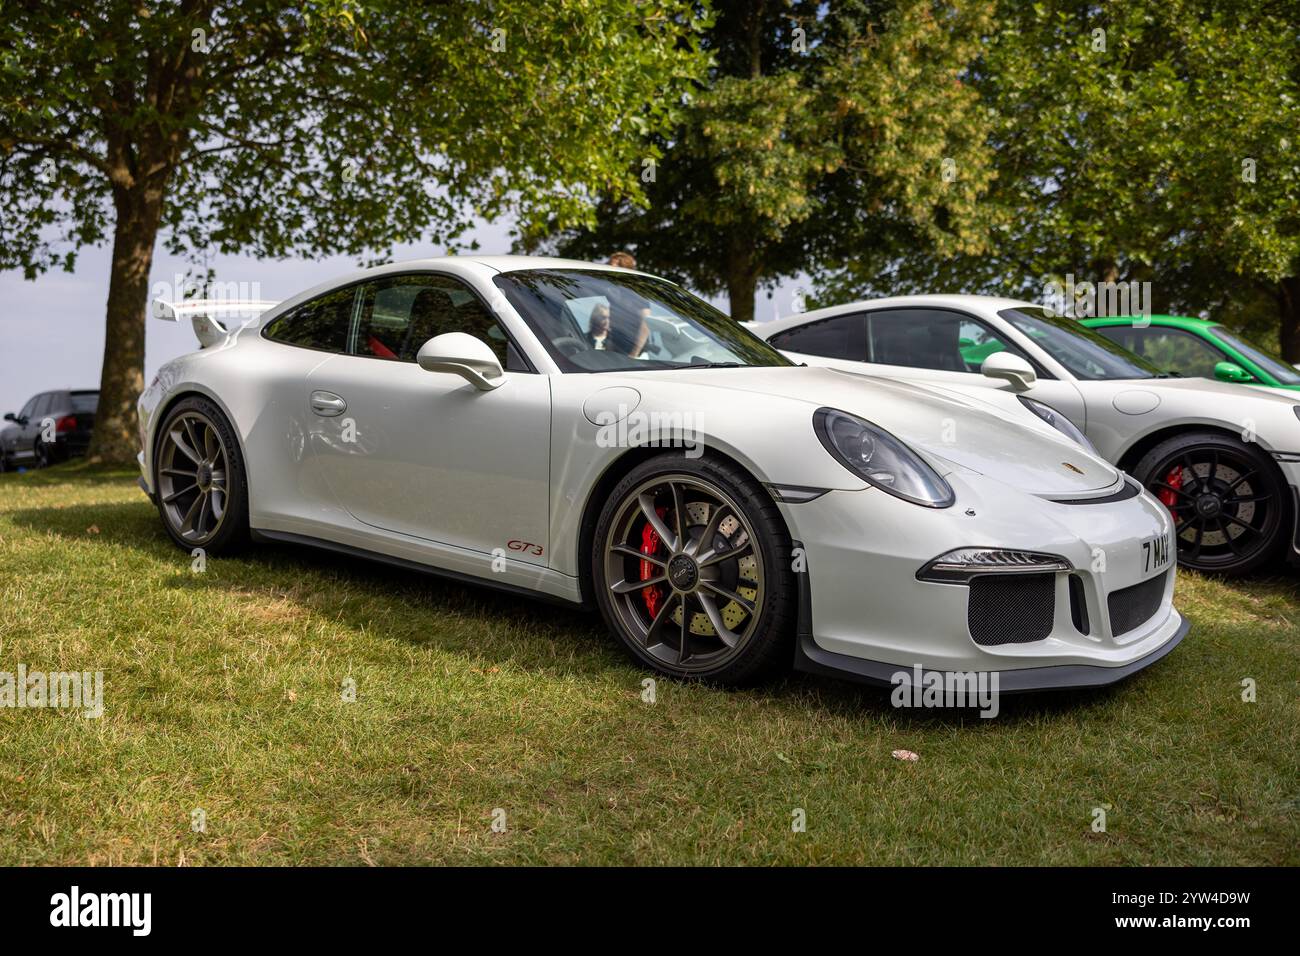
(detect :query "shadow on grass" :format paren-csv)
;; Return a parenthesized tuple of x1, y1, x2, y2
(0, 459, 138, 488)
(7, 498, 1156, 725)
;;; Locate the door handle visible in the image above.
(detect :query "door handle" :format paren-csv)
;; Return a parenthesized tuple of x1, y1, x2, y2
(310, 390, 347, 417)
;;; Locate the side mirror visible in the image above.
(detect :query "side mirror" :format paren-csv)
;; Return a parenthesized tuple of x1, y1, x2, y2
(1213, 360, 1253, 384)
(981, 352, 1037, 392)
(416, 332, 504, 390)
(2, 413, 14, 423)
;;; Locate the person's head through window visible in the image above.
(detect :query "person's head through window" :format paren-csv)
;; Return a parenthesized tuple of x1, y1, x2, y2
(604, 252, 649, 357)
(588, 303, 611, 350)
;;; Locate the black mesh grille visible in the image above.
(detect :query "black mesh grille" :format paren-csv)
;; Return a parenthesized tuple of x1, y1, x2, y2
(1107, 572, 1167, 636)
(967, 574, 1056, 646)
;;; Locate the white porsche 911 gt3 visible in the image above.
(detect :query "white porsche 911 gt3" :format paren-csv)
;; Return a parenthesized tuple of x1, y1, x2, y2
(137, 258, 1186, 688)
(753, 295, 1300, 577)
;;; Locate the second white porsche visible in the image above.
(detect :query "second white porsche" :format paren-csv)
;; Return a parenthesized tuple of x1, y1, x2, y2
(754, 295, 1300, 576)
(137, 258, 1185, 689)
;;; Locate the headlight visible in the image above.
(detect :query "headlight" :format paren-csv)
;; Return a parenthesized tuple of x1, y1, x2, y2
(1017, 396, 1095, 452)
(813, 407, 954, 508)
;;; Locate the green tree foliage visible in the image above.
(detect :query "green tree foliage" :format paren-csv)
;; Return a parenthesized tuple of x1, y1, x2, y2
(545, 0, 997, 322)
(819, 0, 1300, 358)
(0, 0, 707, 462)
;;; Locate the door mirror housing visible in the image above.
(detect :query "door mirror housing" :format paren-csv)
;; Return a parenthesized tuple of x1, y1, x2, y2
(416, 333, 504, 390)
(981, 352, 1037, 392)
(1213, 360, 1253, 384)
(2, 413, 14, 423)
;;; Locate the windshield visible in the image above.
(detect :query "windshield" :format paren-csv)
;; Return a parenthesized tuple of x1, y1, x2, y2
(69, 392, 99, 413)
(492, 269, 793, 373)
(999, 308, 1160, 380)
(1208, 327, 1300, 385)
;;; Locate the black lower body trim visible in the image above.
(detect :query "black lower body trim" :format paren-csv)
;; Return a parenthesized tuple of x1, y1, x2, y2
(250, 528, 584, 608)
(793, 617, 1188, 693)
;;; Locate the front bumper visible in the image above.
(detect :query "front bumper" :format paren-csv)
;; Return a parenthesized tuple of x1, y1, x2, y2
(780, 472, 1186, 691)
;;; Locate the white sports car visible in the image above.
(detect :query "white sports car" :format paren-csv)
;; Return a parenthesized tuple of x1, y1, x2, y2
(137, 259, 1185, 689)
(753, 295, 1300, 576)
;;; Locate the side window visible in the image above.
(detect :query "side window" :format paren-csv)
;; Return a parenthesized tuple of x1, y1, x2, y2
(18, 395, 39, 421)
(350, 273, 517, 368)
(32, 394, 53, 420)
(1098, 326, 1226, 379)
(769, 314, 866, 361)
(865, 309, 1031, 374)
(263, 285, 357, 353)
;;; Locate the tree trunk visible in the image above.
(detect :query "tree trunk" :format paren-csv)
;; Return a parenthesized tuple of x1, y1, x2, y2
(725, 241, 759, 324)
(87, 186, 165, 465)
(1279, 276, 1300, 364)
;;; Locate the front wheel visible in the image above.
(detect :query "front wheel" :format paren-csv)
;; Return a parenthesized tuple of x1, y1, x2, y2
(591, 454, 797, 685)
(1134, 431, 1288, 576)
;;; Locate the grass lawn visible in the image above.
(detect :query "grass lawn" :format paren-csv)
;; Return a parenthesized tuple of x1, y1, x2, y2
(1, 462, 1297, 866)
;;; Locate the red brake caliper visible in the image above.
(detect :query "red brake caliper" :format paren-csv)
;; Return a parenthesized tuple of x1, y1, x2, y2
(1157, 465, 1183, 523)
(640, 507, 667, 617)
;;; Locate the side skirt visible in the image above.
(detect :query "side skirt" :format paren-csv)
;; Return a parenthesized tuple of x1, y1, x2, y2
(250, 528, 586, 609)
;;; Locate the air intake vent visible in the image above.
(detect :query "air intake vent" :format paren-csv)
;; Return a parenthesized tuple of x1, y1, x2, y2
(967, 574, 1055, 646)
(1069, 574, 1090, 635)
(1107, 572, 1168, 636)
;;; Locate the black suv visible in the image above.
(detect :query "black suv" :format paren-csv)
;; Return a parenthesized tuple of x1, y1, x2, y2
(0, 389, 99, 470)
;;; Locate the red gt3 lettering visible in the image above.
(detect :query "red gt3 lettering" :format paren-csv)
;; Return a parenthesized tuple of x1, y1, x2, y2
(507, 539, 544, 556)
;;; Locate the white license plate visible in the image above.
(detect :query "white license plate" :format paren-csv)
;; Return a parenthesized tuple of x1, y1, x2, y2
(1141, 533, 1172, 576)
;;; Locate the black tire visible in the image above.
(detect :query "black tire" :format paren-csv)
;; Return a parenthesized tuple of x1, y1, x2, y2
(591, 452, 796, 685)
(153, 397, 250, 554)
(33, 439, 50, 469)
(1133, 430, 1288, 576)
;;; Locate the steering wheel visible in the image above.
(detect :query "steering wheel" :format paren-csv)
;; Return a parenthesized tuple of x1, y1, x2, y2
(552, 336, 587, 357)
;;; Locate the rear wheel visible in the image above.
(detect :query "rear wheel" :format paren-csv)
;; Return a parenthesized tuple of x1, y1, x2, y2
(153, 397, 250, 554)
(33, 439, 50, 469)
(592, 454, 796, 685)
(1134, 431, 1287, 576)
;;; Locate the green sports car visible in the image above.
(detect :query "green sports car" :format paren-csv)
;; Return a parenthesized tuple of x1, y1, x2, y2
(1080, 315, 1300, 392)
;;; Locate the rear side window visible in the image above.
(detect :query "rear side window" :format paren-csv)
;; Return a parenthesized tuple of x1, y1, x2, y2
(769, 314, 866, 360)
(70, 392, 99, 413)
(263, 285, 357, 352)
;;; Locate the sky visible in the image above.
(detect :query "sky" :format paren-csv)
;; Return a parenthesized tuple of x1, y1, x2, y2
(0, 219, 804, 417)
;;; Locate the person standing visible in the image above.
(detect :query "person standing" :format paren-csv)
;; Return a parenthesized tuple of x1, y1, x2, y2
(604, 252, 650, 357)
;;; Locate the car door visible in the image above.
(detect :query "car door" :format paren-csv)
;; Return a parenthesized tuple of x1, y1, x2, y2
(307, 271, 552, 565)
(23, 393, 52, 459)
(8, 395, 40, 460)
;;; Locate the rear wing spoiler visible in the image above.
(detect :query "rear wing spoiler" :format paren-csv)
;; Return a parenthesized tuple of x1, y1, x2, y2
(151, 298, 280, 349)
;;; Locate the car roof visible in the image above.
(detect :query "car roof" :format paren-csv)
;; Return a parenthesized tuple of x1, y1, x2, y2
(761, 293, 1036, 334)
(1082, 314, 1219, 329)
(352, 254, 649, 276)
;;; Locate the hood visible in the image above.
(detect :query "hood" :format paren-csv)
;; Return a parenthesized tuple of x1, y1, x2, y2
(614, 365, 1120, 496)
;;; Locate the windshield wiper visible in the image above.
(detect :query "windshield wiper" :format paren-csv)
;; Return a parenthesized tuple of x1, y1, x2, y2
(678, 361, 746, 369)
